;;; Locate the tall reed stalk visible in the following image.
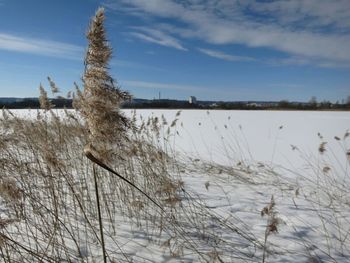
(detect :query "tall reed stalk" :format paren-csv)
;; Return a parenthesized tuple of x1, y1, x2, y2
(78, 7, 132, 262)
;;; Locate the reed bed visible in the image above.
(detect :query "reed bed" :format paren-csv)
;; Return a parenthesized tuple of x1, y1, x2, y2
(0, 108, 271, 262)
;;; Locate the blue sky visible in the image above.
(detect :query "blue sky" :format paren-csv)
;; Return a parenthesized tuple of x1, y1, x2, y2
(0, 0, 349, 102)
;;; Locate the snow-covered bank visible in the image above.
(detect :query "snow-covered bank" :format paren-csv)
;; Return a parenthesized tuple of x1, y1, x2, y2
(1, 109, 349, 262)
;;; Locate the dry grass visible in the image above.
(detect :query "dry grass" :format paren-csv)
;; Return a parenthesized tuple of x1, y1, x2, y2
(0, 109, 267, 262)
(261, 195, 279, 263)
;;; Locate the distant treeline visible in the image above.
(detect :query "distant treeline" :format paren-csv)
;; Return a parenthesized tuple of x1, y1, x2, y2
(214, 100, 350, 111)
(0, 98, 72, 109)
(123, 99, 201, 109)
(1, 98, 349, 110)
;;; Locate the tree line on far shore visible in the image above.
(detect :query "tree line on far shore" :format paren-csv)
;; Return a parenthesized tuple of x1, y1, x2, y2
(1, 96, 349, 110)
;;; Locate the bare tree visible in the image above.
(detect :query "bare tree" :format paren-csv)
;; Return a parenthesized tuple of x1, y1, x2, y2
(309, 96, 317, 108)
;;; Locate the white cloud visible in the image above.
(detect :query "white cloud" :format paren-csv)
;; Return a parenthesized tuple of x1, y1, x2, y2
(129, 28, 187, 51)
(0, 33, 83, 60)
(242, 0, 350, 31)
(108, 0, 350, 67)
(267, 56, 350, 69)
(198, 48, 350, 68)
(198, 48, 255, 62)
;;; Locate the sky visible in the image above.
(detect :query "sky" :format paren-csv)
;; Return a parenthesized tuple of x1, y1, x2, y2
(0, 0, 349, 102)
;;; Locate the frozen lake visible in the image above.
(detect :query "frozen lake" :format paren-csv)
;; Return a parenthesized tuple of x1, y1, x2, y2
(127, 109, 350, 176)
(4, 109, 350, 174)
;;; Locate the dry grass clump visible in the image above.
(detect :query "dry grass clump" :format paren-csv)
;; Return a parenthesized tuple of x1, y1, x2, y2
(0, 178, 21, 203)
(0, 108, 263, 262)
(318, 142, 327, 154)
(47, 76, 59, 94)
(0, 108, 163, 260)
(261, 195, 280, 263)
(39, 84, 53, 111)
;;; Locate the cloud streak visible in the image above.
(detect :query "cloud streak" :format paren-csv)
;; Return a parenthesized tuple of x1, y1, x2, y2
(243, 0, 350, 31)
(129, 27, 187, 51)
(0, 33, 83, 60)
(198, 48, 256, 62)
(108, 0, 350, 67)
(198, 48, 350, 68)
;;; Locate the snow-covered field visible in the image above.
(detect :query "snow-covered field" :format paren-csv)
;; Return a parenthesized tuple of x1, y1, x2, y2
(130, 109, 350, 262)
(1, 109, 349, 262)
(7, 109, 350, 169)
(129, 109, 349, 175)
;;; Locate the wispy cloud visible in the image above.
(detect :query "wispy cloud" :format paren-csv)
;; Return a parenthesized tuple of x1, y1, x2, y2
(198, 48, 256, 62)
(244, 0, 350, 32)
(267, 56, 350, 69)
(108, 0, 350, 67)
(198, 48, 350, 68)
(0, 33, 83, 60)
(129, 27, 187, 51)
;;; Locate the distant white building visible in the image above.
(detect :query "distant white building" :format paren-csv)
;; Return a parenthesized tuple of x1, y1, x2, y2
(246, 102, 261, 107)
(189, 96, 197, 104)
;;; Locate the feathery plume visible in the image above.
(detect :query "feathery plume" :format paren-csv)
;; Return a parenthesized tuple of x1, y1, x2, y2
(79, 7, 132, 160)
(39, 84, 52, 111)
(47, 76, 59, 94)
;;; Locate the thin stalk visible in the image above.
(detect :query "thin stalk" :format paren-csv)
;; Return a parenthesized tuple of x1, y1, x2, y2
(85, 146, 163, 211)
(93, 164, 107, 263)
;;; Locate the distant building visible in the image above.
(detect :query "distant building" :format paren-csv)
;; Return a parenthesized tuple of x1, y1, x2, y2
(189, 96, 197, 104)
(246, 102, 262, 107)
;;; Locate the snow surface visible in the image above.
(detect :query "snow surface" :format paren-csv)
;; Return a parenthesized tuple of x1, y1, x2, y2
(1, 109, 350, 262)
(5, 109, 349, 170)
(126, 109, 350, 262)
(127, 109, 349, 177)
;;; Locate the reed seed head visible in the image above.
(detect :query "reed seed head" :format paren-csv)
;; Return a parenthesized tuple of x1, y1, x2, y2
(79, 7, 132, 161)
(39, 84, 52, 111)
